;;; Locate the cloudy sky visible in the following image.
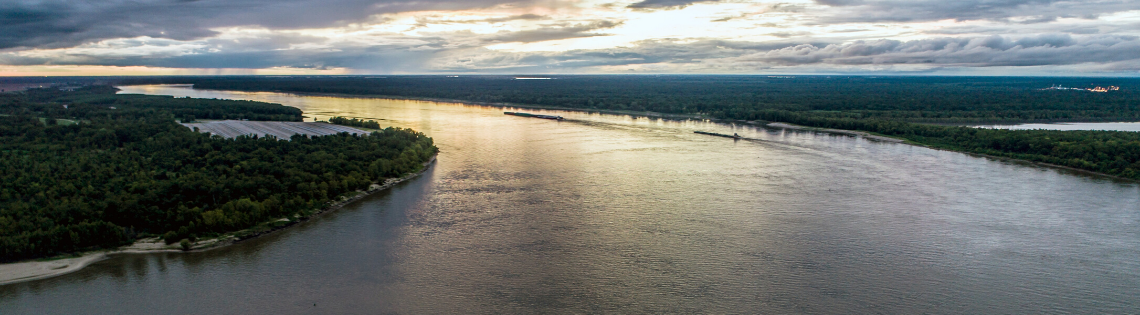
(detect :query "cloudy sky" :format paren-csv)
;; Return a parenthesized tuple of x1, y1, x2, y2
(2, 0, 1139, 75)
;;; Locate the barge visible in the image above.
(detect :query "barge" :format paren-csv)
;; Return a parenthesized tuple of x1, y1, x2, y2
(694, 131, 742, 139)
(505, 111, 564, 120)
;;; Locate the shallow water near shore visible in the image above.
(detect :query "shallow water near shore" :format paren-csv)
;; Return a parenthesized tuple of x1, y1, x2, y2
(973, 121, 1140, 132)
(3, 85, 1139, 314)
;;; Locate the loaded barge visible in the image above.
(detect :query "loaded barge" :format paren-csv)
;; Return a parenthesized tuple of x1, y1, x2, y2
(505, 112, 564, 120)
(694, 131, 742, 139)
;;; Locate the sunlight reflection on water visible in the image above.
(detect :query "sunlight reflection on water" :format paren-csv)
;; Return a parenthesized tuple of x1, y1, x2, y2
(2, 85, 1138, 314)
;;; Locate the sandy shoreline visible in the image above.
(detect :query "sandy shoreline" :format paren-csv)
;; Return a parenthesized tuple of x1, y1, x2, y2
(0, 155, 437, 286)
(0, 254, 109, 286)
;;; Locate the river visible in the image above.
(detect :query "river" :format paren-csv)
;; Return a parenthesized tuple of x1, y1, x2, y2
(3, 85, 1139, 314)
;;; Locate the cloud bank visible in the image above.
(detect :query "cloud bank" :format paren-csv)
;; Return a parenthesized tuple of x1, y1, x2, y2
(0, 0, 523, 49)
(1, 0, 1138, 75)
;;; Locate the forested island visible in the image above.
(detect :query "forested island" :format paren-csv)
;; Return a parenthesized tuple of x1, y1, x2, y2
(329, 116, 382, 129)
(0, 86, 437, 262)
(120, 75, 1140, 180)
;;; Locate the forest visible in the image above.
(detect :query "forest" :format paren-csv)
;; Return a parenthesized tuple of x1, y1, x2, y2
(19, 85, 304, 122)
(328, 116, 382, 129)
(741, 110, 1140, 179)
(0, 87, 437, 262)
(127, 75, 1140, 123)
(119, 75, 1140, 180)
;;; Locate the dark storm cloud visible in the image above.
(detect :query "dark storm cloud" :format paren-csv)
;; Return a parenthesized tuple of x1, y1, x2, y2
(0, 1, 216, 49)
(811, 0, 1139, 23)
(0, 28, 442, 72)
(0, 0, 525, 49)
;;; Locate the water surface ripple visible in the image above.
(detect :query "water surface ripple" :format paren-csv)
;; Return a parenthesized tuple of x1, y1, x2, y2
(3, 85, 1138, 314)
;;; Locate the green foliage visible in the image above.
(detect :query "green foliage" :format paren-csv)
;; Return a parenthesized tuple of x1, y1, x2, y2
(739, 110, 1140, 179)
(164, 231, 180, 245)
(0, 87, 437, 262)
(135, 75, 1140, 180)
(329, 116, 381, 129)
(148, 76, 1140, 123)
(18, 85, 303, 122)
(180, 239, 191, 251)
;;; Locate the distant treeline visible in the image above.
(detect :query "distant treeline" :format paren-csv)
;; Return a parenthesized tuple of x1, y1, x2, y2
(0, 87, 437, 262)
(125, 75, 1140, 123)
(119, 75, 1140, 180)
(19, 85, 303, 122)
(328, 116, 381, 129)
(745, 110, 1140, 179)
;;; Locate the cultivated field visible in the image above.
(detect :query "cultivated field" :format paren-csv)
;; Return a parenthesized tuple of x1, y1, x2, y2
(182, 120, 368, 139)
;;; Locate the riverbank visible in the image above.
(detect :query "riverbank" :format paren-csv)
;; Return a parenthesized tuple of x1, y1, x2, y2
(138, 85, 1138, 183)
(763, 121, 1136, 182)
(0, 254, 109, 286)
(178, 87, 712, 122)
(202, 88, 913, 144)
(180, 88, 901, 144)
(764, 122, 906, 143)
(0, 155, 436, 286)
(213, 88, 1140, 183)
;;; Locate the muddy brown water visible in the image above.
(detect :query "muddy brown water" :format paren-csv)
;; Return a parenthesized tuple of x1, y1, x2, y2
(3, 85, 1139, 314)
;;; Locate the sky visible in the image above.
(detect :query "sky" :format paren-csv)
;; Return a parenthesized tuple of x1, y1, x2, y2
(1, 0, 1139, 76)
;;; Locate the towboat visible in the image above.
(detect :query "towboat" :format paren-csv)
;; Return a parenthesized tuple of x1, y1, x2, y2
(505, 112, 564, 120)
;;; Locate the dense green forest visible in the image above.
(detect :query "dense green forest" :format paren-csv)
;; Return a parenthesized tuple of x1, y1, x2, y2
(0, 87, 437, 262)
(18, 85, 303, 122)
(127, 75, 1140, 123)
(329, 116, 381, 129)
(119, 75, 1140, 180)
(742, 110, 1140, 179)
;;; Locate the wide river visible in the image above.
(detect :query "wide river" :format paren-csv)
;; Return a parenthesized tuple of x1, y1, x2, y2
(3, 85, 1139, 314)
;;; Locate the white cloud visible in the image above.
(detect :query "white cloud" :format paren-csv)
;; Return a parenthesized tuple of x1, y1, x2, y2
(1, 0, 1139, 75)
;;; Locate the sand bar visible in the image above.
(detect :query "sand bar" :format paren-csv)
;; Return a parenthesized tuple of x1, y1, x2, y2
(0, 254, 109, 285)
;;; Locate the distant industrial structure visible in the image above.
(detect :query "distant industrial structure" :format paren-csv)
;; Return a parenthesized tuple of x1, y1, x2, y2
(1043, 84, 1120, 92)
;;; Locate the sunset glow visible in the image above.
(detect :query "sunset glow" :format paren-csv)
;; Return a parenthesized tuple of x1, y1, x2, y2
(2, 0, 1139, 75)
